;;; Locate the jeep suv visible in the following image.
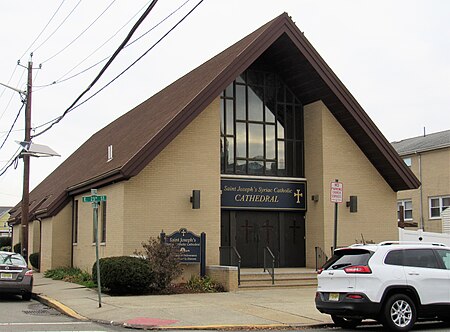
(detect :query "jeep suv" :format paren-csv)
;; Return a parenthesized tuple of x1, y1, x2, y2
(315, 241, 450, 331)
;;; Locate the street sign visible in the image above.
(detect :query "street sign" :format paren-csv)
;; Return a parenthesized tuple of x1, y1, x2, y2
(82, 195, 107, 203)
(330, 181, 343, 203)
(81, 189, 105, 308)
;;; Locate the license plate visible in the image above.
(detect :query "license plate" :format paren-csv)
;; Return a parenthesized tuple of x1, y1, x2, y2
(1, 273, 13, 280)
(329, 293, 339, 301)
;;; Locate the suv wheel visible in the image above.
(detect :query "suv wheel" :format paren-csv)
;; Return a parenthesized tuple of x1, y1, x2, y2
(331, 315, 362, 329)
(382, 294, 416, 331)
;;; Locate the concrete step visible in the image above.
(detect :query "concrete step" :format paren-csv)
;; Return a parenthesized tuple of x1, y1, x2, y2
(238, 283, 317, 290)
(239, 269, 318, 289)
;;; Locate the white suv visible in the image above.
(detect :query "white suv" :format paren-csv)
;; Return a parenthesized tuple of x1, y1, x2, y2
(315, 241, 450, 331)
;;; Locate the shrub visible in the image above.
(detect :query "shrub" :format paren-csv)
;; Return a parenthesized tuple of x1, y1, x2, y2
(136, 237, 182, 292)
(186, 275, 224, 293)
(92, 256, 154, 295)
(29, 252, 40, 270)
(13, 242, 21, 254)
(45, 267, 83, 280)
(44, 267, 95, 288)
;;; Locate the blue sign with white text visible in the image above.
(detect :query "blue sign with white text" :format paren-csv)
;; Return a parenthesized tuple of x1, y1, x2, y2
(221, 178, 307, 211)
(165, 228, 201, 263)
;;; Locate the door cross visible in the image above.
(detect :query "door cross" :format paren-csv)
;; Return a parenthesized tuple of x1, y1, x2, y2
(261, 220, 274, 244)
(241, 220, 253, 243)
(289, 219, 302, 244)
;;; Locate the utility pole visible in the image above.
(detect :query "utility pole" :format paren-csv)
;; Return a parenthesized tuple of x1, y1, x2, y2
(20, 58, 33, 264)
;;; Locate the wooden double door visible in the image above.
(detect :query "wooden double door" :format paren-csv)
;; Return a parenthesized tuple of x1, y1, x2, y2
(221, 210, 305, 268)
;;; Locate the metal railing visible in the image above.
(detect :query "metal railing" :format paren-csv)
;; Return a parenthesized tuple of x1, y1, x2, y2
(315, 246, 328, 271)
(219, 246, 242, 285)
(263, 246, 275, 285)
(232, 247, 242, 285)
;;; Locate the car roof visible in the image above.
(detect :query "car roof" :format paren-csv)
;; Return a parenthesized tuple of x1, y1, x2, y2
(335, 241, 450, 253)
(0, 251, 20, 255)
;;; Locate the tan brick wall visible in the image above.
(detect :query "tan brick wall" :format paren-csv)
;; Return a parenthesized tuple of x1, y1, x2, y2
(206, 265, 238, 291)
(123, 98, 221, 266)
(398, 147, 450, 232)
(12, 224, 19, 249)
(40, 218, 52, 272)
(49, 204, 72, 269)
(29, 219, 40, 254)
(72, 182, 125, 272)
(11, 220, 39, 265)
(39, 204, 72, 272)
(304, 102, 325, 266)
(304, 101, 397, 266)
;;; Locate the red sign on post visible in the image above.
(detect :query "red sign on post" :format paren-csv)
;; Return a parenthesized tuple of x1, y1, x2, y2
(330, 181, 343, 203)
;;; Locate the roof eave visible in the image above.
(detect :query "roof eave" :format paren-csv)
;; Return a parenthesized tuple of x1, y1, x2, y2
(282, 20, 420, 191)
(122, 15, 289, 177)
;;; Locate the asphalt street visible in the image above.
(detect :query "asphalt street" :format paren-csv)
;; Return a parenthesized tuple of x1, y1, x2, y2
(0, 295, 126, 332)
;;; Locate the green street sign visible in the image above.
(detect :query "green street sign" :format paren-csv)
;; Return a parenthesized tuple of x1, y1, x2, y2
(82, 195, 107, 203)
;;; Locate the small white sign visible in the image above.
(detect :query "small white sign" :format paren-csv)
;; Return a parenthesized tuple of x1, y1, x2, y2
(330, 182, 343, 203)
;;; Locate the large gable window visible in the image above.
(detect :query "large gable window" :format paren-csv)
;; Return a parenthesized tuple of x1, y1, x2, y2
(220, 68, 304, 177)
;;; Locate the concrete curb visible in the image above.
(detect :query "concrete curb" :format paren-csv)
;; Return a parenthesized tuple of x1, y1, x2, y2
(33, 293, 88, 321)
(32, 291, 356, 330)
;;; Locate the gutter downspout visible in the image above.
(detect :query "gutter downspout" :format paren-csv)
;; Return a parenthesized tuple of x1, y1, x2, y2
(417, 152, 424, 230)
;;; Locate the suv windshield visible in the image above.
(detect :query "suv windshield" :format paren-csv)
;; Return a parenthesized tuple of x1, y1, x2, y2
(323, 249, 373, 270)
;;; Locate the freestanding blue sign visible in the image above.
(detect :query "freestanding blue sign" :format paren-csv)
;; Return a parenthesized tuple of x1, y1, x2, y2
(164, 228, 201, 263)
(221, 177, 307, 211)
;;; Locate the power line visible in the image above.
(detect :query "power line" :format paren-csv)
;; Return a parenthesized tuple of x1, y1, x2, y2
(33, 0, 204, 138)
(32, 0, 160, 138)
(33, 0, 153, 89)
(41, 0, 117, 65)
(19, 0, 66, 61)
(0, 66, 18, 101)
(0, 102, 25, 152)
(32, 0, 190, 90)
(70, 0, 205, 112)
(32, 0, 82, 54)
(0, 68, 26, 122)
(0, 147, 21, 177)
(126, 0, 191, 48)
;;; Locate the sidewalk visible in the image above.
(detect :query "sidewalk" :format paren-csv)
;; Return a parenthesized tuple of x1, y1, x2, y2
(32, 273, 333, 330)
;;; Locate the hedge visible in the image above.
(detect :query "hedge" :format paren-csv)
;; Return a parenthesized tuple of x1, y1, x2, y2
(92, 256, 154, 294)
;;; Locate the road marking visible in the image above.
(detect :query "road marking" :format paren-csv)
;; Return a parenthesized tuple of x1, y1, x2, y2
(0, 321, 91, 326)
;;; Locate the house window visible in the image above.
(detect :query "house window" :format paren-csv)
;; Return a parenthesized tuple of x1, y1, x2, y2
(220, 67, 304, 177)
(429, 196, 450, 219)
(397, 200, 413, 221)
(403, 157, 412, 167)
(72, 200, 78, 244)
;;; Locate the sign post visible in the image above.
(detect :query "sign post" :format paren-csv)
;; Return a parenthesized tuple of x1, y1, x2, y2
(82, 189, 106, 308)
(330, 180, 343, 251)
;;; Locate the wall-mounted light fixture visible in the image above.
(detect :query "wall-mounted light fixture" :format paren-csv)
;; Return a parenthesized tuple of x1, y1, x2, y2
(190, 190, 200, 209)
(346, 195, 357, 213)
(311, 194, 319, 202)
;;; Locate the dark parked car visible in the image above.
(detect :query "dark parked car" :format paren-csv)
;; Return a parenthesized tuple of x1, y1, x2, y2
(0, 251, 33, 300)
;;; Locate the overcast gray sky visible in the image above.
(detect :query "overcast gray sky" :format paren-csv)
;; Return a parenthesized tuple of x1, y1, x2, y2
(0, 0, 449, 206)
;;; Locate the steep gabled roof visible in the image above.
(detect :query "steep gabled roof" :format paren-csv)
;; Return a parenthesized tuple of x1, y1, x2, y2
(392, 130, 450, 155)
(0, 207, 12, 219)
(9, 13, 419, 223)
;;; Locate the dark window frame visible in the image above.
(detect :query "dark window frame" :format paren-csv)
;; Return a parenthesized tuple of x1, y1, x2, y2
(101, 201, 107, 243)
(72, 200, 78, 244)
(220, 68, 304, 177)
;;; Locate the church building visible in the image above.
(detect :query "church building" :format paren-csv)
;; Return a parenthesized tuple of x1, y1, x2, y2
(9, 13, 419, 282)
